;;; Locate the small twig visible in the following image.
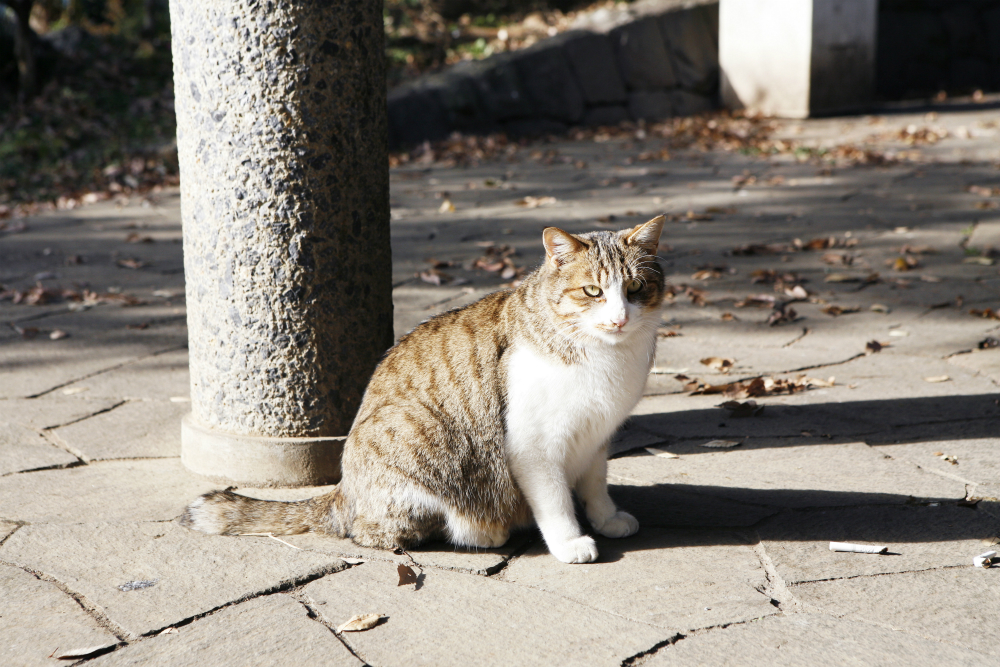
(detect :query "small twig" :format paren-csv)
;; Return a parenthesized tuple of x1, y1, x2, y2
(240, 532, 302, 550)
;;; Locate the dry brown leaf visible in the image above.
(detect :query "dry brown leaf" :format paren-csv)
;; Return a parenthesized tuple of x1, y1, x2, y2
(700, 357, 734, 373)
(125, 232, 154, 243)
(865, 340, 886, 354)
(116, 258, 146, 270)
(337, 613, 385, 633)
(397, 563, 418, 586)
(821, 305, 860, 316)
(970, 308, 1000, 320)
(691, 269, 722, 280)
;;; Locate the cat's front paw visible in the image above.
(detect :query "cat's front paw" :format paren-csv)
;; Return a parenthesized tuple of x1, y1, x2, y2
(549, 535, 599, 563)
(593, 511, 639, 538)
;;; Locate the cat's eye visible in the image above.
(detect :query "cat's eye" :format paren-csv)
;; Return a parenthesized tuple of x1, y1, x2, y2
(626, 279, 642, 294)
(583, 285, 602, 297)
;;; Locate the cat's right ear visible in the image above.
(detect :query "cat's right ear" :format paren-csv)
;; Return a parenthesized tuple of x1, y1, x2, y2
(543, 227, 586, 267)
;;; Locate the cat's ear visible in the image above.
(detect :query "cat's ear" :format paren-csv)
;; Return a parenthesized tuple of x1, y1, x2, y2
(625, 215, 665, 254)
(543, 227, 587, 267)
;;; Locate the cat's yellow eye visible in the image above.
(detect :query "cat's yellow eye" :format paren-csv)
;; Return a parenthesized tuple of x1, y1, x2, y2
(627, 279, 642, 293)
(583, 285, 602, 297)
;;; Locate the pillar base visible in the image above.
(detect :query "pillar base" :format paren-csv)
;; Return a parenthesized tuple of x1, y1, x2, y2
(181, 414, 345, 488)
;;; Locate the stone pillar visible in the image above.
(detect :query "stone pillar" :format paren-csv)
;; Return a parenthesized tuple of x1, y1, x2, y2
(169, 0, 394, 487)
(719, 0, 877, 118)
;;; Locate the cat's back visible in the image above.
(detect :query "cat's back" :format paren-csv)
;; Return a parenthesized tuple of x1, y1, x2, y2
(352, 288, 517, 432)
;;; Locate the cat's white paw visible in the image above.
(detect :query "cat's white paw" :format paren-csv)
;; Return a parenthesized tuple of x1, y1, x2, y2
(593, 511, 639, 538)
(549, 535, 599, 563)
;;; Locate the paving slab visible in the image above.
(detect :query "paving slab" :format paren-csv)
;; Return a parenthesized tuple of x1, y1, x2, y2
(0, 395, 123, 430)
(0, 521, 347, 639)
(501, 529, 778, 632)
(0, 521, 17, 543)
(792, 568, 1000, 658)
(57, 348, 190, 401)
(303, 559, 668, 667)
(605, 442, 965, 509)
(643, 612, 991, 666)
(51, 399, 188, 460)
(0, 420, 78, 475)
(872, 437, 1000, 486)
(757, 505, 1000, 584)
(0, 459, 217, 524)
(88, 594, 361, 667)
(0, 563, 119, 667)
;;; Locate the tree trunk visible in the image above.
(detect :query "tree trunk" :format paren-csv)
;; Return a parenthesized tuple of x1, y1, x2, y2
(11, 0, 37, 102)
(169, 0, 394, 486)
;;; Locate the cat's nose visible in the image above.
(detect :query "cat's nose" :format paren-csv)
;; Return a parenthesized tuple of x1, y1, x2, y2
(611, 315, 629, 329)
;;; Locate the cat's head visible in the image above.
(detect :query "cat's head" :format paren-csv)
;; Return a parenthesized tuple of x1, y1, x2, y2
(540, 216, 665, 346)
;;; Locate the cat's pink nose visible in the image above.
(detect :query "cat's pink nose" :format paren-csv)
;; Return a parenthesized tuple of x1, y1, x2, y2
(611, 315, 629, 329)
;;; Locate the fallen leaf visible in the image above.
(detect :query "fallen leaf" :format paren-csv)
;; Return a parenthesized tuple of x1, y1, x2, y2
(924, 375, 951, 383)
(865, 340, 885, 354)
(821, 305, 860, 316)
(824, 273, 860, 283)
(720, 312, 735, 321)
(57, 644, 116, 660)
(969, 308, 1000, 320)
(870, 304, 891, 313)
(717, 400, 764, 418)
(691, 269, 722, 280)
(698, 439, 741, 449)
(418, 269, 451, 286)
(644, 446, 678, 459)
(116, 258, 146, 270)
(125, 232, 154, 243)
(516, 196, 557, 208)
(939, 453, 958, 465)
(766, 303, 797, 326)
(157, 627, 178, 636)
(337, 613, 385, 633)
(49, 329, 69, 340)
(963, 256, 995, 266)
(438, 198, 455, 213)
(397, 563, 418, 586)
(700, 357, 735, 372)
(889, 255, 919, 271)
(657, 327, 682, 337)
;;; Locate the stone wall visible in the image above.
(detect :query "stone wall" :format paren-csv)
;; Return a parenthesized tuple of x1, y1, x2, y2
(877, 0, 1000, 99)
(388, 0, 719, 149)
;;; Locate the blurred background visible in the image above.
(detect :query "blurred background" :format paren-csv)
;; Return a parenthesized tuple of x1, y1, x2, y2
(1, 0, 999, 215)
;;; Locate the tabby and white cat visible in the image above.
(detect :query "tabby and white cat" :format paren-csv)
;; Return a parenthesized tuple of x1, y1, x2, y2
(182, 216, 665, 563)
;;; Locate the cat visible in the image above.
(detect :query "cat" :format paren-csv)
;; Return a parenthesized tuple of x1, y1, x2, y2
(181, 215, 665, 564)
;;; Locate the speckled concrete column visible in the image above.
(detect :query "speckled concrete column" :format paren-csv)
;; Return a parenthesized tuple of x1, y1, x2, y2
(169, 0, 393, 486)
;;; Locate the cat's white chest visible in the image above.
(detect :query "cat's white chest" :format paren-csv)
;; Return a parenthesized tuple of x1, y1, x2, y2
(504, 334, 654, 481)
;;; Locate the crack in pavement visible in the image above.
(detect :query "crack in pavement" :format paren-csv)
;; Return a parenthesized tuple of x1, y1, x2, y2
(292, 593, 374, 667)
(26, 344, 187, 399)
(787, 563, 969, 588)
(0, 560, 130, 642)
(782, 326, 810, 348)
(751, 538, 802, 613)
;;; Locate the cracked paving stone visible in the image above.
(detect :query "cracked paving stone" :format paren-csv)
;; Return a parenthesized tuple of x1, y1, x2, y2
(58, 348, 190, 401)
(0, 306, 186, 400)
(872, 437, 1000, 486)
(0, 522, 348, 639)
(302, 559, 666, 667)
(88, 594, 361, 667)
(642, 612, 991, 665)
(605, 441, 965, 509)
(51, 400, 188, 460)
(501, 529, 778, 633)
(0, 396, 123, 431)
(0, 420, 78, 475)
(0, 521, 16, 543)
(757, 504, 1000, 583)
(792, 568, 1000, 658)
(0, 564, 119, 667)
(0, 459, 218, 524)
(237, 486, 532, 575)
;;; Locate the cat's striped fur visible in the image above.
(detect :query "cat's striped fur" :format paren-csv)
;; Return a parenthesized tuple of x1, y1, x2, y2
(182, 216, 665, 563)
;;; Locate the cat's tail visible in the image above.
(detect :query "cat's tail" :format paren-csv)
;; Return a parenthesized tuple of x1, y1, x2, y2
(180, 487, 347, 537)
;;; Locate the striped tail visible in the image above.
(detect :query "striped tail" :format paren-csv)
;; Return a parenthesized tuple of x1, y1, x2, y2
(180, 487, 346, 537)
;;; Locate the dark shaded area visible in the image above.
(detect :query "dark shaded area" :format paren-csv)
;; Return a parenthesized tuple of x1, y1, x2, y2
(877, 0, 1000, 100)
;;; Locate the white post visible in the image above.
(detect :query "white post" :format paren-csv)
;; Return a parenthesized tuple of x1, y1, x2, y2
(719, 0, 877, 118)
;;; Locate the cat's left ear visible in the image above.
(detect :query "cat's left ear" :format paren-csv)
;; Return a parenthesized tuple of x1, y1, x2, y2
(625, 215, 665, 254)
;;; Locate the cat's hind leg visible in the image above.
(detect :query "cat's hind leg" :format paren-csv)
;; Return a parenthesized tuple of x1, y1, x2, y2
(445, 512, 510, 549)
(576, 451, 638, 539)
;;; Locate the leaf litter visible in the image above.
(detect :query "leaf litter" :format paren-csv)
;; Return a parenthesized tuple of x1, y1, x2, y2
(676, 374, 834, 398)
(337, 613, 386, 633)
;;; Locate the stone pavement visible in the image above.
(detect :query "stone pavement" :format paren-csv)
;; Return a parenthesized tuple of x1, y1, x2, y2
(2, 104, 1000, 665)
